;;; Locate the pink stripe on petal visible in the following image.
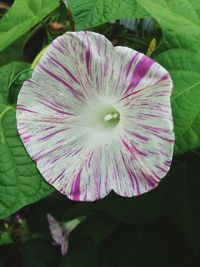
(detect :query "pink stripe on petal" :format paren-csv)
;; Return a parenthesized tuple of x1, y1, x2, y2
(17, 106, 38, 114)
(38, 63, 83, 98)
(39, 128, 67, 141)
(125, 56, 154, 93)
(71, 170, 82, 201)
(33, 145, 62, 161)
(49, 55, 80, 85)
(125, 52, 139, 77)
(38, 100, 74, 116)
(127, 130, 149, 142)
(51, 169, 65, 184)
(43, 126, 56, 131)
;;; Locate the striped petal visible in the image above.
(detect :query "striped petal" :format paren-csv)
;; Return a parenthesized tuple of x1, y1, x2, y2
(17, 31, 174, 201)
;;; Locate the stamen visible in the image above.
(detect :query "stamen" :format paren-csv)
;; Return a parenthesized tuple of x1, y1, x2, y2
(104, 112, 120, 122)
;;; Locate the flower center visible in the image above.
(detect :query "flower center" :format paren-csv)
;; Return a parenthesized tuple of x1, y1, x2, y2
(103, 109, 120, 127)
(78, 101, 121, 132)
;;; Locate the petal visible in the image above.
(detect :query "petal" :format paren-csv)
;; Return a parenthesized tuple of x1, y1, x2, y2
(107, 46, 153, 99)
(109, 47, 174, 196)
(47, 213, 69, 255)
(16, 31, 116, 201)
(61, 242, 69, 256)
(33, 31, 116, 100)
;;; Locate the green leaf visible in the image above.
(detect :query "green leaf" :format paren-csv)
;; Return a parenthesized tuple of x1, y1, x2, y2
(0, 35, 25, 68)
(0, 0, 60, 52)
(135, 0, 200, 154)
(8, 69, 33, 104)
(0, 62, 29, 100)
(68, 0, 149, 30)
(0, 62, 54, 219)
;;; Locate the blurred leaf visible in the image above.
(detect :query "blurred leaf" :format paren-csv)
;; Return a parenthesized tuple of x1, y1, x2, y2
(0, 62, 54, 219)
(22, 238, 57, 267)
(100, 259, 111, 267)
(73, 213, 119, 244)
(103, 220, 195, 267)
(0, 231, 13, 245)
(168, 165, 199, 251)
(187, 153, 200, 219)
(60, 238, 99, 267)
(68, 0, 149, 30)
(0, 0, 59, 52)
(171, 152, 200, 252)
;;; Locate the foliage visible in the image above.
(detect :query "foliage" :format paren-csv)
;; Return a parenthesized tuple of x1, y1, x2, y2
(0, 0, 60, 52)
(0, 0, 200, 266)
(68, 0, 149, 30)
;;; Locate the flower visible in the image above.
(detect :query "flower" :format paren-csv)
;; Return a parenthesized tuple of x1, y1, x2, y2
(47, 213, 82, 255)
(17, 31, 174, 201)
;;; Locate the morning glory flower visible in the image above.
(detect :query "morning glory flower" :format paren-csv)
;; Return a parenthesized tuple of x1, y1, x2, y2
(47, 213, 82, 255)
(17, 31, 174, 201)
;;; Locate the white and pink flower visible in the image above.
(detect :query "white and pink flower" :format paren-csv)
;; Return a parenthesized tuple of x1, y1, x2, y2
(17, 31, 174, 201)
(47, 213, 82, 255)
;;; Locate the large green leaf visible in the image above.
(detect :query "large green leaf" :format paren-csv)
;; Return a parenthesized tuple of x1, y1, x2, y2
(68, 0, 149, 30)
(0, 0, 59, 52)
(136, 0, 200, 154)
(0, 62, 54, 219)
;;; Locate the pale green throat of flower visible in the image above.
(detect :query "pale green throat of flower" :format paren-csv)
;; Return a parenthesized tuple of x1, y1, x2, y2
(103, 109, 120, 127)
